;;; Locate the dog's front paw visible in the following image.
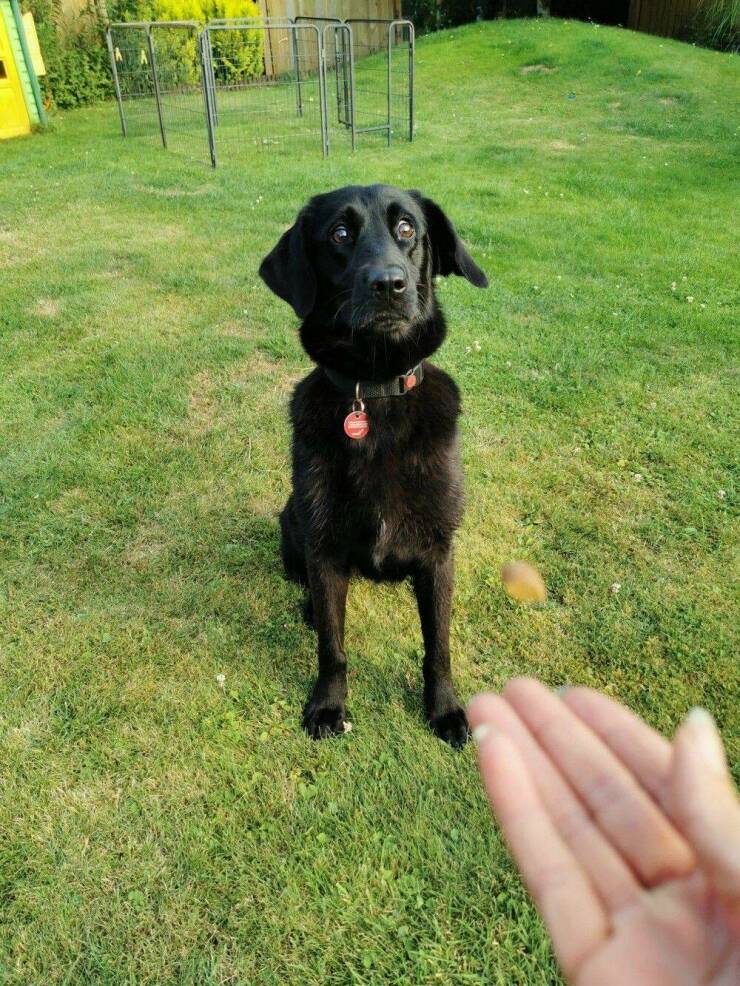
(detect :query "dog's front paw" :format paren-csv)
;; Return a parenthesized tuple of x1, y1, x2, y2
(302, 677, 348, 740)
(302, 700, 347, 739)
(428, 704, 470, 749)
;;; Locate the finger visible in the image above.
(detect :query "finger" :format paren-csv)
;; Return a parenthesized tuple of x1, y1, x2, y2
(504, 678, 696, 885)
(670, 708, 740, 932)
(562, 687, 672, 805)
(469, 693, 640, 913)
(475, 729, 608, 979)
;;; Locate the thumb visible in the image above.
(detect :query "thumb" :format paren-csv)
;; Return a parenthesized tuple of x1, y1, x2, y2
(669, 708, 740, 930)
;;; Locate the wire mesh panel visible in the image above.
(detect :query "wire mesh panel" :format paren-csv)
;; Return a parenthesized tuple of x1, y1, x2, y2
(202, 23, 327, 164)
(322, 23, 355, 151)
(293, 17, 354, 150)
(149, 22, 211, 163)
(107, 23, 162, 142)
(389, 20, 414, 144)
(345, 19, 389, 142)
(107, 17, 415, 165)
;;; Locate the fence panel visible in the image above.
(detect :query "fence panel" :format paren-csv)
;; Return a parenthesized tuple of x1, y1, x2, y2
(389, 20, 414, 144)
(107, 17, 414, 164)
(346, 18, 413, 145)
(322, 22, 356, 151)
(346, 18, 390, 141)
(107, 23, 162, 142)
(202, 22, 327, 164)
(149, 22, 211, 163)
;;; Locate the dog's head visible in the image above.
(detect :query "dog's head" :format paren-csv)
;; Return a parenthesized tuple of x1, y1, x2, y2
(259, 184, 487, 376)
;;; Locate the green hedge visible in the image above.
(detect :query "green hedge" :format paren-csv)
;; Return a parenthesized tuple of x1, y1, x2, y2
(23, 1, 115, 110)
(23, 0, 264, 112)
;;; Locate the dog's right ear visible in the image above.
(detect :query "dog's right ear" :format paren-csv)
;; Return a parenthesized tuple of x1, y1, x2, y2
(259, 208, 316, 319)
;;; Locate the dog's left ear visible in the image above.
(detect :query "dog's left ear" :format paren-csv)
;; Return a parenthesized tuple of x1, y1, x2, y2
(408, 191, 488, 288)
(259, 207, 316, 318)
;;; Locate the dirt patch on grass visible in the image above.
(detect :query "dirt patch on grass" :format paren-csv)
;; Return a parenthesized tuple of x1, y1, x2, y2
(219, 319, 248, 338)
(139, 184, 211, 199)
(122, 535, 166, 571)
(521, 64, 557, 75)
(188, 370, 216, 432)
(121, 520, 168, 571)
(228, 354, 298, 387)
(33, 298, 62, 318)
(658, 97, 677, 105)
(550, 139, 576, 151)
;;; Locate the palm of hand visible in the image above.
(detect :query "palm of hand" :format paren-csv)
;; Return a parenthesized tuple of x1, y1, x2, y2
(578, 873, 737, 985)
(469, 680, 740, 986)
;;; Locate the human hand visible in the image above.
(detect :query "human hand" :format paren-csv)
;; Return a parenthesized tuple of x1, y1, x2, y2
(468, 679, 740, 985)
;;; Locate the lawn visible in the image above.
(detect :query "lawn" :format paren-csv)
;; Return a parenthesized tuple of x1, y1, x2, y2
(1, 16, 738, 986)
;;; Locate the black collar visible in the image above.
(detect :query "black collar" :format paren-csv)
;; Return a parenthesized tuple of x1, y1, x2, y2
(322, 362, 425, 399)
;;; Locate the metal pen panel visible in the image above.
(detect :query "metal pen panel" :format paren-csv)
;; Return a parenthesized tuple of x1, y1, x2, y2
(106, 23, 161, 141)
(203, 22, 326, 162)
(321, 22, 355, 153)
(105, 17, 416, 165)
(105, 27, 127, 137)
(388, 20, 414, 144)
(149, 22, 210, 162)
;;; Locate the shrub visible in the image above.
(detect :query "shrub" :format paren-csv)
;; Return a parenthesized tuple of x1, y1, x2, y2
(402, 0, 503, 34)
(687, 0, 739, 51)
(22, 0, 264, 111)
(139, 0, 264, 83)
(23, 1, 114, 109)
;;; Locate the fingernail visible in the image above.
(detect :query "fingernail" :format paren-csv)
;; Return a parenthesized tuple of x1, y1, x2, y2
(685, 707, 726, 772)
(472, 724, 491, 745)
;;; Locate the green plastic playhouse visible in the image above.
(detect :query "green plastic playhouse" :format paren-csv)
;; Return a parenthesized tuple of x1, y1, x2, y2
(0, 0, 46, 139)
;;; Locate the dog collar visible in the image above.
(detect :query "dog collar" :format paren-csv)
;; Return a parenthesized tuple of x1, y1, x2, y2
(323, 362, 424, 399)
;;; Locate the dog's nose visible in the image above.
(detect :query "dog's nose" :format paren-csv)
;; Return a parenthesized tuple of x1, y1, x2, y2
(367, 265, 407, 299)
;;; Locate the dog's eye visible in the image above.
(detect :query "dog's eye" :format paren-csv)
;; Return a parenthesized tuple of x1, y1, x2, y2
(397, 219, 415, 240)
(331, 225, 351, 245)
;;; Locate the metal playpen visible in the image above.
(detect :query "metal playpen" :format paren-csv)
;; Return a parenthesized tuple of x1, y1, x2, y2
(106, 15, 414, 167)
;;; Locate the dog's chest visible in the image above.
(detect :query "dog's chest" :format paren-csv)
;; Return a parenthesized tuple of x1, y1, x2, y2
(342, 440, 459, 568)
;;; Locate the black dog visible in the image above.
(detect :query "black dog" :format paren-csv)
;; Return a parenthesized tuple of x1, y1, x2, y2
(259, 185, 487, 747)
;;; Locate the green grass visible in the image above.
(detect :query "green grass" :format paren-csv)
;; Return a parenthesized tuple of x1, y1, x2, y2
(1, 17, 738, 985)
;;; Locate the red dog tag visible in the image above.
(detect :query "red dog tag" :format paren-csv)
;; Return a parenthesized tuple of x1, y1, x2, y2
(344, 410, 369, 440)
(405, 373, 417, 390)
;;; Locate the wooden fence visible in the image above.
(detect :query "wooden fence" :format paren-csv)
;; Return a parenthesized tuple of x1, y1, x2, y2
(628, 0, 703, 37)
(257, 0, 401, 77)
(259, 0, 401, 20)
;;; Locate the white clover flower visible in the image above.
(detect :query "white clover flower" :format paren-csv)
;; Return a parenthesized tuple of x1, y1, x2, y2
(717, 490, 726, 500)
(611, 582, 621, 594)
(687, 296, 694, 303)
(671, 282, 677, 291)
(632, 472, 643, 482)
(215, 673, 226, 687)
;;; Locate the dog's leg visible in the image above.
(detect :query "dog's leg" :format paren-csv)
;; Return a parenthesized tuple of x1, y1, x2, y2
(302, 557, 349, 739)
(413, 552, 470, 748)
(280, 499, 307, 584)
